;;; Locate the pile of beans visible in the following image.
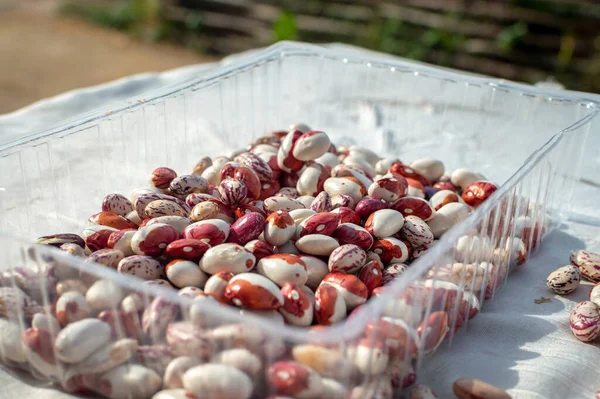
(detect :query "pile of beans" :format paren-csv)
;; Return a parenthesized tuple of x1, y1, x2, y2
(0, 125, 535, 399)
(546, 249, 600, 343)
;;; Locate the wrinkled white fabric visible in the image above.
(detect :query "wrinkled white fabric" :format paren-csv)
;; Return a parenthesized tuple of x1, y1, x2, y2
(421, 221, 600, 399)
(0, 43, 599, 399)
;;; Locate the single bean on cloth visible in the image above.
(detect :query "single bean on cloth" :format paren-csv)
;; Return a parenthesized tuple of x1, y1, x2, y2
(5, 125, 528, 399)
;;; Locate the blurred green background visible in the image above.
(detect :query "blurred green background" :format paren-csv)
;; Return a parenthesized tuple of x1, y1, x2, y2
(61, 0, 600, 93)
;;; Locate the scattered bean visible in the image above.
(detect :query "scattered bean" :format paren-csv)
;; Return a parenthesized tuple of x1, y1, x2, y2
(452, 378, 511, 399)
(570, 249, 600, 282)
(546, 265, 580, 295)
(570, 301, 600, 342)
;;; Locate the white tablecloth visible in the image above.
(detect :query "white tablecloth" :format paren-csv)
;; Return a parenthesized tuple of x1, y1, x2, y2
(1, 44, 599, 399)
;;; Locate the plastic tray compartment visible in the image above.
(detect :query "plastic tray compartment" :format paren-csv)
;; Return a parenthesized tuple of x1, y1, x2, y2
(0, 42, 598, 398)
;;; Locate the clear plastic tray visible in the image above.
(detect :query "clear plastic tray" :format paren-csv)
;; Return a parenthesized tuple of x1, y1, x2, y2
(0, 42, 598, 398)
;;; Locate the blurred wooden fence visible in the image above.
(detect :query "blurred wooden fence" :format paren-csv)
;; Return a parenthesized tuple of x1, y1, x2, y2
(163, 0, 599, 92)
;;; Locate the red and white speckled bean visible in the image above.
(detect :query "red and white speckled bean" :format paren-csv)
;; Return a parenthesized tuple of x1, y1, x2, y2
(429, 189, 459, 211)
(410, 158, 445, 182)
(314, 284, 346, 325)
(310, 191, 333, 212)
(332, 223, 373, 251)
(298, 255, 329, 290)
(163, 356, 201, 389)
(227, 212, 265, 245)
(590, 282, 600, 307)
(200, 243, 256, 275)
(87, 248, 125, 269)
(289, 208, 316, 225)
(365, 317, 419, 358)
(102, 193, 134, 217)
(279, 283, 314, 326)
(218, 179, 248, 207)
(461, 181, 498, 208)
(277, 130, 304, 174)
(213, 348, 263, 378)
(256, 254, 308, 287)
(183, 219, 231, 246)
(145, 200, 188, 218)
(264, 210, 296, 246)
(85, 279, 124, 311)
(142, 297, 179, 342)
(330, 206, 361, 224)
(571, 249, 600, 282)
(450, 168, 481, 190)
(292, 131, 331, 161)
(358, 259, 383, 294)
(107, 229, 136, 257)
(295, 234, 340, 256)
(165, 238, 210, 261)
(401, 215, 434, 247)
(165, 259, 208, 289)
(331, 194, 355, 210)
(146, 216, 190, 234)
(328, 244, 366, 274)
(203, 271, 234, 302)
(118, 255, 164, 280)
(381, 263, 409, 285)
(168, 174, 208, 198)
(183, 364, 253, 399)
(426, 202, 470, 238)
(165, 321, 213, 357)
(131, 223, 179, 257)
(347, 338, 389, 375)
(297, 212, 339, 238)
(135, 193, 190, 219)
(224, 273, 284, 310)
(391, 196, 435, 221)
(364, 209, 405, 239)
(569, 301, 600, 342)
(235, 152, 274, 183)
(368, 176, 408, 203)
(54, 318, 111, 363)
(244, 239, 275, 261)
(267, 361, 324, 398)
(56, 291, 90, 326)
(321, 272, 367, 309)
(264, 196, 305, 212)
(371, 238, 412, 265)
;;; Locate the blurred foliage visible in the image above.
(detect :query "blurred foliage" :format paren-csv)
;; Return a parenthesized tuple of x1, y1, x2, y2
(61, 1, 137, 30)
(273, 11, 298, 41)
(61, 0, 165, 40)
(367, 14, 466, 66)
(512, 0, 599, 18)
(61, 0, 599, 92)
(496, 22, 529, 51)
